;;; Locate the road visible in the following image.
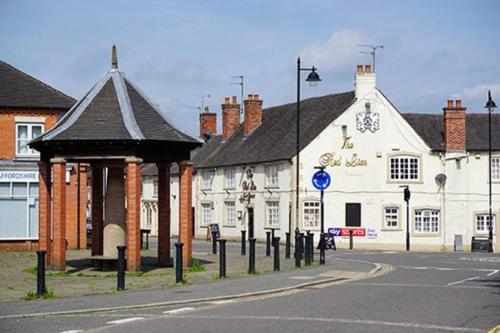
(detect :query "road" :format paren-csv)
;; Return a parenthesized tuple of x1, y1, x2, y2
(1, 251, 499, 333)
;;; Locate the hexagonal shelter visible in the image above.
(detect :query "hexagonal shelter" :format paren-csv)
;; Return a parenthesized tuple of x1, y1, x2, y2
(30, 46, 200, 271)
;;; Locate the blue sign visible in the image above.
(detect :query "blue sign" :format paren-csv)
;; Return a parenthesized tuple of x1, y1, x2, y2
(312, 170, 331, 190)
(328, 227, 341, 236)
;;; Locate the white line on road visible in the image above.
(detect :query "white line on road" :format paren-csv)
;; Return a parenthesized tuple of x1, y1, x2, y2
(346, 282, 493, 289)
(209, 300, 235, 305)
(59, 331, 84, 333)
(106, 317, 144, 325)
(171, 314, 483, 332)
(399, 265, 496, 272)
(447, 276, 480, 286)
(163, 307, 196, 314)
(487, 270, 499, 277)
(288, 276, 316, 280)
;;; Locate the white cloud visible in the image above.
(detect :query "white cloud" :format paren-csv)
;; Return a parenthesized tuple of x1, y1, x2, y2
(462, 83, 500, 99)
(298, 29, 364, 72)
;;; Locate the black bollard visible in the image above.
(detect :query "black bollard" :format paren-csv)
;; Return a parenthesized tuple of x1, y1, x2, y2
(117, 245, 126, 291)
(36, 250, 46, 296)
(304, 234, 311, 266)
(212, 231, 218, 255)
(285, 232, 291, 259)
(349, 230, 353, 250)
(241, 230, 246, 256)
(295, 232, 302, 268)
(299, 233, 305, 259)
(265, 231, 271, 256)
(219, 239, 227, 278)
(175, 242, 183, 283)
(319, 233, 326, 265)
(310, 233, 315, 263)
(271, 229, 275, 242)
(273, 237, 280, 271)
(248, 238, 256, 274)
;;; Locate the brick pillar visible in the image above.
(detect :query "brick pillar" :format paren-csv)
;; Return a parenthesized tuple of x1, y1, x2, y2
(157, 163, 172, 266)
(38, 161, 52, 267)
(178, 161, 193, 267)
(66, 166, 78, 249)
(51, 158, 66, 271)
(91, 166, 103, 256)
(126, 157, 142, 272)
(78, 164, 88, 249)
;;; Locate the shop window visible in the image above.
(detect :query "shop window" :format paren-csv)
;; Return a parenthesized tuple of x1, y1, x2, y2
(266, 201, 279, 227)
(224, 201, 236, 225)
(225, 169, 236, 189)
(303, 201, 320, 229)
(389, 155, 420, 181)
(265, 165, 279, 187)
(384, 206, 400, 229)
(414, 209, 440, 233)
(16, 124, 43, 157)
(475, 213, 495, 233)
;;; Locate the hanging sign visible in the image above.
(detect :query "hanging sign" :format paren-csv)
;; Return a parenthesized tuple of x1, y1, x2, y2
(312, 170, 331, 190)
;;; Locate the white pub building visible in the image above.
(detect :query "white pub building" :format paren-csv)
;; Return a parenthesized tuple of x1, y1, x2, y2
(142, 64, 499, 252)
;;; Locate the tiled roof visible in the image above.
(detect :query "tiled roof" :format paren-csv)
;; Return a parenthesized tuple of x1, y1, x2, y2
(0, 60, 75, 109)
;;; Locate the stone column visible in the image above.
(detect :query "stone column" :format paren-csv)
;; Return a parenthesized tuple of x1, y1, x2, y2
(51, 158, 67, 271)
(91, 166, 104, 256)
(37, 161, 52, 267)
(178, 161, 193, 267)
(157, 163, 171, 266)
(78, 164, 88, 249)
(103, 167, 126, 258)
(126, 157, 142, 272)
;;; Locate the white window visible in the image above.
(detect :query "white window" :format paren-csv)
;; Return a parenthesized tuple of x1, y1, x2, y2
(265, 165, 278, 187)
(146, 206, 152, 227)
(201, 203, 212, 226)
(303, 201, 320, 229)
(153, 180, 158, 198)
(492, 157, 500, 181)
(266, 201, 279, 227)
(390, 156, 419, 181)
(16, 123, 43, 157)
(224, 201, 236, 225)
(225, 169, 236, 189)
(202, 170, 214, 190)
(414, 209, 440, 233)
(384, 207, 399, 229)
(476, 213, 495, 233)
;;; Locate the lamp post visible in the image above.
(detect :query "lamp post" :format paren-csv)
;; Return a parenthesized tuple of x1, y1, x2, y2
(400, 185, 411, 251)
(295, 57, 321, 236)
(485, 91, 497, 252)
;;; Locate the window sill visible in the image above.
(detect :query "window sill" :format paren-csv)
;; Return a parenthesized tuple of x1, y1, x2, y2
(386, 179, 423, 185)
(14, 156, 40, 161)
(264, 226, 280, 230)
(381, 227, 403, 232)
(264, 185, 279, 189)
(223, 187, 236, 191)
(222, 224, 237, 228)
(412, 232, 441, 237)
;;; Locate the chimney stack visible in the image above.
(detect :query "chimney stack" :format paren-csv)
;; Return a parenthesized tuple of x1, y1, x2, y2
(243, 94, 263, 135)
(354, 65, 376, 99)
(222, 96, 240, 140)
(199, 106, 217, 139)
(443, 99, 467, 151)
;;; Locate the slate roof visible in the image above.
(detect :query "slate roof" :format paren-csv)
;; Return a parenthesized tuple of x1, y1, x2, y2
(402, 113, 500, 151)
(0, 60, 75, 109)
(32, 62, 199, 145)
(194, 91, 355, 168)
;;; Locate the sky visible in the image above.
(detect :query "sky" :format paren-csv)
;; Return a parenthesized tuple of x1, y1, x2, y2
(1, 0, 499, 137)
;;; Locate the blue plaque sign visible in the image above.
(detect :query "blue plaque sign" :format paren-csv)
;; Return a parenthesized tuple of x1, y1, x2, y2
(312, 170, 331, 190)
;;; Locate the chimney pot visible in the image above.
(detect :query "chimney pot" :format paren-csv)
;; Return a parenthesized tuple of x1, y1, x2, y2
(224, 97, 230, 104)
(455, 100, 462, 108)
(447, 100, 454, 108)
(232, 96, 237, 104)
(254, 94, 259, 100)
(365, 65, 372, 73)
(357, 65, 363, 73)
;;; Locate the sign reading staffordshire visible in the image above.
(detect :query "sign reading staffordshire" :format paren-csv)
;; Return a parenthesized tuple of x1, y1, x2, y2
(0, 171, 39, 182)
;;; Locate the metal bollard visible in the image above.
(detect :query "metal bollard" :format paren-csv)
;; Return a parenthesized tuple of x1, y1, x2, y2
(248, 238, 256, 274)
(285, 232, 291, 259)
(212, 231, 218, 254)
(36, 250, 46, 296)
(349, 230, 353, 250)
(117, 246, 126, 291)
(273, 237, 280, 271)
(295, 232, 302, 268)
(319, 233, 326, 265)
(175, 242, 183, 283)
(310, 233, 315, 263)
(241, 230, 246, 256)
(265, 231, 271, 256)
(219, 239, 227, 278)
(300, 233, 305, 259)
(304, 234, 311, 266)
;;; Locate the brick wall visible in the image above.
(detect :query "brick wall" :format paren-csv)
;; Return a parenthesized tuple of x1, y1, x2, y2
(443, 100, 466, 151)
(199, 112, 217, 138)
(0, 240, 38, 251)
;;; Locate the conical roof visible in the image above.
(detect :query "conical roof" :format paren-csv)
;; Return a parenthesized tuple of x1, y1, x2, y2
(30, 46, 200, 162)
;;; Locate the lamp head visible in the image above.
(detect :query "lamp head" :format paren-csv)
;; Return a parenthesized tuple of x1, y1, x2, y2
(306, 67, 321, 87)
(485, 90, 497, 111)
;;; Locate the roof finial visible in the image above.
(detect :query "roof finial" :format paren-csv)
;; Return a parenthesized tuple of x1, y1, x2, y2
(111, 45, 118, 69)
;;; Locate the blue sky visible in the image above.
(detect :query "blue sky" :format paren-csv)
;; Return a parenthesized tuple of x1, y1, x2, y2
(1, 0, 499, 137)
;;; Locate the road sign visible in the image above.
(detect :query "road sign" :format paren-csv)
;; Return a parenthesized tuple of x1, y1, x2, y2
(312, 170, 331, 190)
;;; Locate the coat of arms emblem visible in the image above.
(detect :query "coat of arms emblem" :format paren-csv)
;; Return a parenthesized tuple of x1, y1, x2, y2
(356, 102, 379, 133)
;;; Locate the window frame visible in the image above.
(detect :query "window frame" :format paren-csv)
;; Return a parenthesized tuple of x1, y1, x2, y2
(223, 201, 236, 227)
(387, 153, 422, 184)
(152, 180, 158, 198)
(265, 164, 279, 188)
(492, 156, 500, 182)
(200, 202, 212, 227)
(381, 204, 402, 231)
(15, 123, 44, 158)
(265, 200, 280, 228)
(224, 168, 236, 189)
(201, 170, 214, 190)
(303, 200, 320, 230)
(412, 208, 441, 236)
(474, 212, 496, 235)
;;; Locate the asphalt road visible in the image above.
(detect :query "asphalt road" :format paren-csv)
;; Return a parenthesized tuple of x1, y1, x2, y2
(2, 251, 499, 333)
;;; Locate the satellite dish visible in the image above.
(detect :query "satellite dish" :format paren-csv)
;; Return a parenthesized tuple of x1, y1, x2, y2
(435, 173, 447, 187)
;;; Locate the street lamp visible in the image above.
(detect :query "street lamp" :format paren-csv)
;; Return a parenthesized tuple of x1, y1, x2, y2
(295, 57, 321, 236)
(485, 90, 496, 252)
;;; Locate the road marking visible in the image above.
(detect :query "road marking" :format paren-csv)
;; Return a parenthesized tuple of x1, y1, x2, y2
(163, 307, 195, 314)
(172, 314, 483, 332)
(106, 317, 144, 325)
(447, 276, 480, 286)
(488, 324, 500, 333)
(346, 282, 493, 289)
(399, 265, 495, 272)
(59, 331, 83, 333)
(288, 276, 316, 280)
(487, 270, 499, 276)
(209, 300, 235, 305)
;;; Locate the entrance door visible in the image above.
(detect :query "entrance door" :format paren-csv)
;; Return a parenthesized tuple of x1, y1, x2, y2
(248, 207, 254, 239)
(346, 203, 361, 227)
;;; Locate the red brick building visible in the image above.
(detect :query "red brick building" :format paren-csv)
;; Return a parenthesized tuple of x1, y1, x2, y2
(0, 60, 87, 251)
